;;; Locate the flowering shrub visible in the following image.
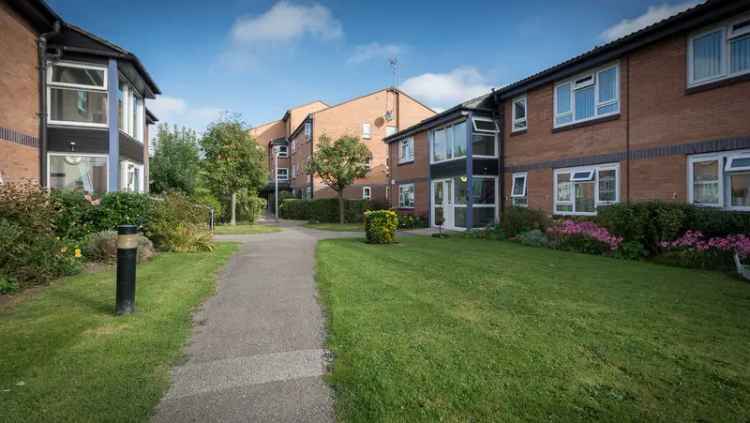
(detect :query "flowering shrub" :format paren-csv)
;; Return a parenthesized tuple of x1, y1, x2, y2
(364, 210, 398, 244)
(658, 230, 750, 269)
(546, 220, 623, 255)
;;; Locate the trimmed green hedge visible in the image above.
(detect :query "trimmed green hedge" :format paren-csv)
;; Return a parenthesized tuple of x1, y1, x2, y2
(279, 198, 386, 223)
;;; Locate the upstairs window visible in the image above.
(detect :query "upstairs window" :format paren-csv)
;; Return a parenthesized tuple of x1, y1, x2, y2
(48, 62, 108, 127)
(275, 145, 288, 158)
(511, 172, 528, 207)
(431, 120, 467, 163)
(117, 79, 144, 142)
(362, 122, 371, 139)
(471, 117, 498, 157)
(362, 186, 372, 200)
(512, 96, 527, 132)
(689, 15, 750, 86)
(554, 64, 619, 127)
(399, 137, 414, 163)
(304, 121, 312, 141)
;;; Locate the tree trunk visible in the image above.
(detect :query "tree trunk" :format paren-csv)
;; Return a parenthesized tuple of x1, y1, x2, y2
(338, 191, 345, 225)
(231, 192, 237, 226)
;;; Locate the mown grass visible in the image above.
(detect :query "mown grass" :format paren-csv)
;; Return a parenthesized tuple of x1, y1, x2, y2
(316, 237, 750, 422)
(0, 243, 239, 423)
(213, 223, 282, 235)
(304, 223, 364, 232)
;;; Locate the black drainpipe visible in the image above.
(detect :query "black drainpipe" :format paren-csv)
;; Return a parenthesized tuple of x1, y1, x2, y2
(38, 21, 62, 187)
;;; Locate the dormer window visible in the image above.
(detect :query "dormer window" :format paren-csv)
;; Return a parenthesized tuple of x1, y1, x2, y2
(48, 61, 108, 128)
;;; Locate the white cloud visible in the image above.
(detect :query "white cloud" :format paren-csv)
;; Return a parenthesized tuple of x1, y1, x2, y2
(231, 1, 342, 43)
(348, 42, 405, 64)
(399, 67, 493, 111)
(600, 1, 699, 42)
(147, 95, 224, 137)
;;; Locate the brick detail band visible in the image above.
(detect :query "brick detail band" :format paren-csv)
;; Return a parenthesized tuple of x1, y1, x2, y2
(506, 137, 750, 173)
(0, 127, 38, 148)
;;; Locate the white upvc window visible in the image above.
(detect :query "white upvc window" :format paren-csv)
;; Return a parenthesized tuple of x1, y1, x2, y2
(120, 160, 144, 192)
(291, 139, 296, 153)
(511, 96, 527, 132)
(117, 79, 145, 142)
(554, 63, 619, 128)
(688, 151, 750, 210)
(47, 61, 108, 128)
(275, 145, 288, 158)
(276, 168, 289, 181)
(554, 163, 619, 216)
(688, 14, 750, 87)
(511, 172, 528, 207)
(399, 137, 414, 163)
(471, 117, 498, 158)
(362, 122, 371, 139)
(362, 186, 372, 200)
(304, 121, 312, 141)
(399, 183, 415, 208)
(386, 126, 397, 136)
(431, 120, 468, 164)
(48, 153, 109, 193)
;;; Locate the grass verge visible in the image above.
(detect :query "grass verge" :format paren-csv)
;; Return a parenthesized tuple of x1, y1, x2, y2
(304, 223, 364, 232)
(316, 237, 750, 422)
(213, 223, 282, 235)
(0, 243, 239, 423)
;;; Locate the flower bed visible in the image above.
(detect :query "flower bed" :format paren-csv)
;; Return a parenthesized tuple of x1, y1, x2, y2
(546, 220, 622, 255)
(658, 230, 750, 270)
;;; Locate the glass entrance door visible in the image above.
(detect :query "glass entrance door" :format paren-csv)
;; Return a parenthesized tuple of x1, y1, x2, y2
(432, 179, 454, 229)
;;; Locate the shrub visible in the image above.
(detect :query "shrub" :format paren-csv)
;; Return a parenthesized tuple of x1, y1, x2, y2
(614, 241, 647, 260)
(94, 192, 152, 231)
(192, 192, 223, 222)
(501, 207, 550, 238)
(517, 229, 548, 247)
(364, 210, 398, 244)
(237, 193, 266, 224)
(50, 190, 98, 241)
(0, 275, 18, 294)
(397, 213, 428, 229)
(547, 220, 622, 255)
(656, 230, 750, 270)
(82, 230, 156, 263)
(143, 192, 213, 252)
(279, 198, 385, 223)
(463, 224, 507, 241)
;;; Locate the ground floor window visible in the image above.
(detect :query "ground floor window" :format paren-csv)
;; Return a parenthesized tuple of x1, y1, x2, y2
(471, 175, 497, 227)
(554, 163, 619, 215)
(48, 153, 108, 193)
(511, 172, 528, 207)
(399, 183, 415, 208)
(689, 151, 750, 210)
(435, 175, 496, 229)
(120, 160, 144, 192)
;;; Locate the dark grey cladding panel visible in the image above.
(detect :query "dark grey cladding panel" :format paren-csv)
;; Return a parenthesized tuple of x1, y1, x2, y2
(47, 126, 108, 154)
(431, 159, 467, 179)
(473, 159, 499, 175)
(119, 132, 144, 163)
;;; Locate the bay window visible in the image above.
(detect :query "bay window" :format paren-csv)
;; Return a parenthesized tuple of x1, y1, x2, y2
(511, 172, 528, 207)
(48, 153, 108, 193)
(689, 151, 750, 210)
(554, 164, 619, 215)
(689, 15, 750, 86)
(48, 62, 108, 127)
(399, 183, 415, 208)
(512, 96, 527, 132)
(554, 64, 619, 127)
(399, 137, 414, 163)
(118, 79, 145, 142)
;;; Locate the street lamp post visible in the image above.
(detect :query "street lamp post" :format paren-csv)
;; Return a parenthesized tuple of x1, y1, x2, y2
(274, 149, 280, 221)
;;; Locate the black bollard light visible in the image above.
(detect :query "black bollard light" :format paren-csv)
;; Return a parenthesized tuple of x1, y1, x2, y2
(116, 225, 138, 315)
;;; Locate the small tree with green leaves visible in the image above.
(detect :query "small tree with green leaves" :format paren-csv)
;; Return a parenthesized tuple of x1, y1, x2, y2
(150, 124, 201, 195)
(200, 114, 267, 225)
(305, 135, 370, 224)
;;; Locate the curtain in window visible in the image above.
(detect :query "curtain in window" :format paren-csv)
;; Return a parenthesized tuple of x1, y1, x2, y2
(730, 174, 750, 207)
(574, 85, 595, 120)
(731, 35, 750, 73)
(693, 31, 723, 80)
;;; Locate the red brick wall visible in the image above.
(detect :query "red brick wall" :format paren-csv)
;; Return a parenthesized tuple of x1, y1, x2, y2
(388, 131, 429, 216)
(0, 2, 40, 183)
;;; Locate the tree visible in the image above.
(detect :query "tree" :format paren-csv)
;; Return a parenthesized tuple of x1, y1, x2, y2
(200, 114, 266, 225)
(149, 124, 201, 195)
(305, 135, 370, 224)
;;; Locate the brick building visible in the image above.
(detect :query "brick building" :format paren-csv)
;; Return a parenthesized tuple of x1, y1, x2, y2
(0, 0, 160, 192)
(251, 88, 435, 203)
(385, 0, 750, 230)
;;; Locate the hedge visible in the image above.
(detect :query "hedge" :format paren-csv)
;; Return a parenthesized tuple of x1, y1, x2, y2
(279, 198, 386, 223)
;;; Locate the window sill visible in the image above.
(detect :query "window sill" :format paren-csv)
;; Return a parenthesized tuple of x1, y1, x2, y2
(551, 114, 620, 133)
(48, 121, 108, 130)
(397, 160, 415, 166)
(509, 129, 527, 137)
(686, 73, 750, 95)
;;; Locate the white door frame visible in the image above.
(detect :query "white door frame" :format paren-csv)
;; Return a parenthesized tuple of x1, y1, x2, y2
(431, 178, 457, 230)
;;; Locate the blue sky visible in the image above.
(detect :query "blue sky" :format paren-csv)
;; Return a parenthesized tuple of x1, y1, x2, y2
(49, 0, 699, 134)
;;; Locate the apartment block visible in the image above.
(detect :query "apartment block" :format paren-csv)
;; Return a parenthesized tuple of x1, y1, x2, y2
(0, 0, 160, 192)
(252, 88, 435, 203)
(385, 0, 750, 230)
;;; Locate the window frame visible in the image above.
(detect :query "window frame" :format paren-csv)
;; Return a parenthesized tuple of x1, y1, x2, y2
(553, 163, 620, 216)
(430, 119, 468, 165)
(120, 160, 145, 193)
(511, 96, 527, 132)
(276, 167, 289, 181)
(47, 61, 109, 129)
(471, 175, 499, 226)
(398, 183, 415, 209)
(117, 78, 145, 142)
(688, 151, 750, 211)
(304, 121, 312, 141)
(471, 117, 499, 133)
(511, 172, 528, 207)
(362, 186, 371, 200)
(275, 145, 289, 158)
(553, 62, 620, 129)
(399, 137, 414, 164)
(688, 14, 750, 87)
(47, 152, 110, 193)
(362, 122, 371, 140)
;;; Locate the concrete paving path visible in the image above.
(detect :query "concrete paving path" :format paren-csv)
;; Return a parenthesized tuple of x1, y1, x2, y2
(152, 222, 361, 423)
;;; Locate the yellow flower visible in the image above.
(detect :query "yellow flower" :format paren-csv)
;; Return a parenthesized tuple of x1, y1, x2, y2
(61, 246, 68, 253)
(74, 248, 82, 258)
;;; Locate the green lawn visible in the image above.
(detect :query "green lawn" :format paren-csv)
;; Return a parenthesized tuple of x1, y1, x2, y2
(0, 243, 239, 423)
(316, 237, 750, 422)
(304, 223, 364, 232)
(213, 223, 282, 235)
